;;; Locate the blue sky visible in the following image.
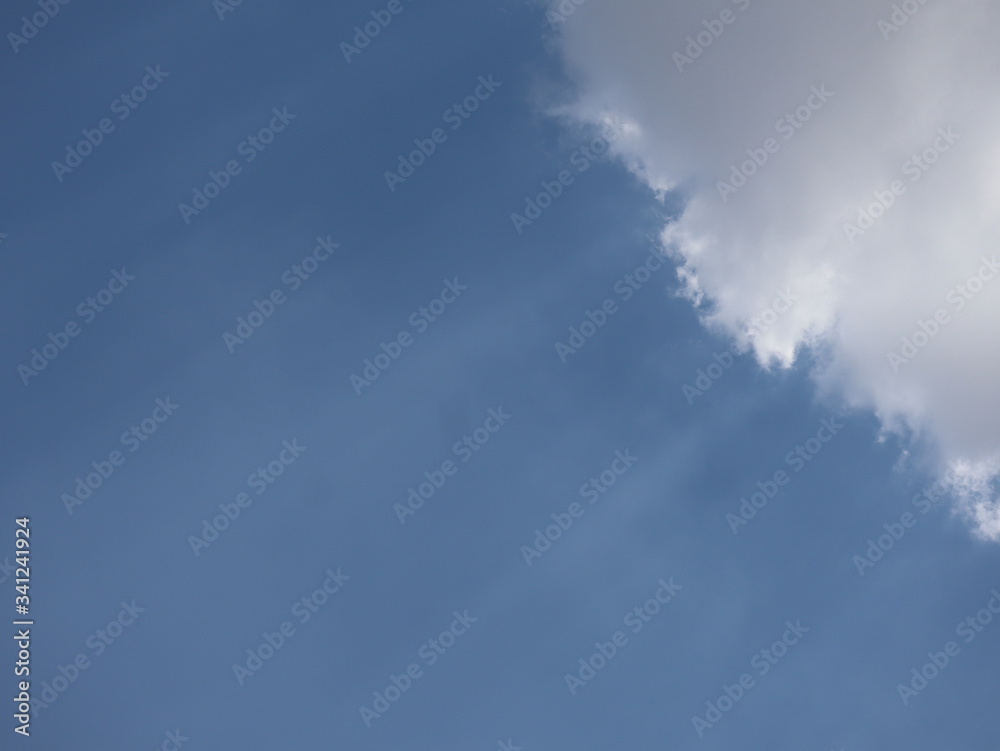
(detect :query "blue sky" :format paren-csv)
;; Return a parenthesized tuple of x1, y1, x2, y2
(3, 1, 1000, 749)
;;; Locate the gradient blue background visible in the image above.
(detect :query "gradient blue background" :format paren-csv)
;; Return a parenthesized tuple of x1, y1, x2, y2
(1, 1, 998, 749)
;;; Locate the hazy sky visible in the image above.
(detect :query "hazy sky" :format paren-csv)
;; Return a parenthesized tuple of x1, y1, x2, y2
(2, 1, 999, 749)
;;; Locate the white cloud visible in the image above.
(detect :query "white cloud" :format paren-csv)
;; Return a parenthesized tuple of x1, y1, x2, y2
(548, 0, 1000, 537)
